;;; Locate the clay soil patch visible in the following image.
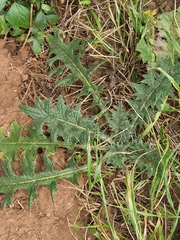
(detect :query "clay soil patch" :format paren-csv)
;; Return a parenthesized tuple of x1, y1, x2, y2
(0, 39, 83, 240)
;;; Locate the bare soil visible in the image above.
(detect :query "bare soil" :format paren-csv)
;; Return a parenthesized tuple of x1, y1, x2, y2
(0, 39, 84, 240)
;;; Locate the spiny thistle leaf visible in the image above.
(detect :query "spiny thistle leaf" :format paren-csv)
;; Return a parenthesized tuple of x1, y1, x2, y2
(19, 96, 101, 147)
(105, 143, 128, 168)
(67, 156, 79, 184)
(0, 156, 85, 208)
(156, 8, 180, 61)
(0, 122, 85, 208)
(0, 121, 56, 162)
(46, 27, 106, 110)
(106, 140, 161, 176)
(46, 28, 92, 86)
(108, 103, 133, 143)
(128, 60, 180, 125)
(106, 101, 161, 175)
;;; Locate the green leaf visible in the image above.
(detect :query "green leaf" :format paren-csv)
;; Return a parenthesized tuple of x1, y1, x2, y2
(46, 14, 59, 25)
(108, 103, 133, 143)
(41, 4, 53, 13)
(46, 28, 106, 111)
(29, 0, 36, 3)
(35, 11, 47, 30)
(105, 143, 128, 168)
(0, 122, 56, 161)
(19, 96, 100, 146)
(157, 10, 175, 36)
(156, 8, 180, 61)
(106, 140, 161, 176)
(29, 31, 45, 55)
(16, 33, 27, 42)
(128, 140, 161, 177)
(128, 59, 180, 124)
(0, 14, 9, 34)
(0, 121, 91, 208)
(67, 157, 79, 184)
(10, 26, 24, 36)
(0, 158, 86, 208)
(31, 25, 39, 35)
(0, 0, 6, 12)
(32, 37, 42, 54)
(55, 75, 78, 87)
(5, 2, 30, 29)
(33, 0, 41, 9)
(27, 185, 38, 208)
(136, 38, 154, 64)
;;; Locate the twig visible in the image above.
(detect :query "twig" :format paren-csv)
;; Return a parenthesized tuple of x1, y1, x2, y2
(21, 4, 33, 49)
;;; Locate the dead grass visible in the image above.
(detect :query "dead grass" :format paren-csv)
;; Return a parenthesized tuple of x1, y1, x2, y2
(18, 1, 180, 239)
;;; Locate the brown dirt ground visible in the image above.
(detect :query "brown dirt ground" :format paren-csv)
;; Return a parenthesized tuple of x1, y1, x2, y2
(0, 39, 86, 240)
